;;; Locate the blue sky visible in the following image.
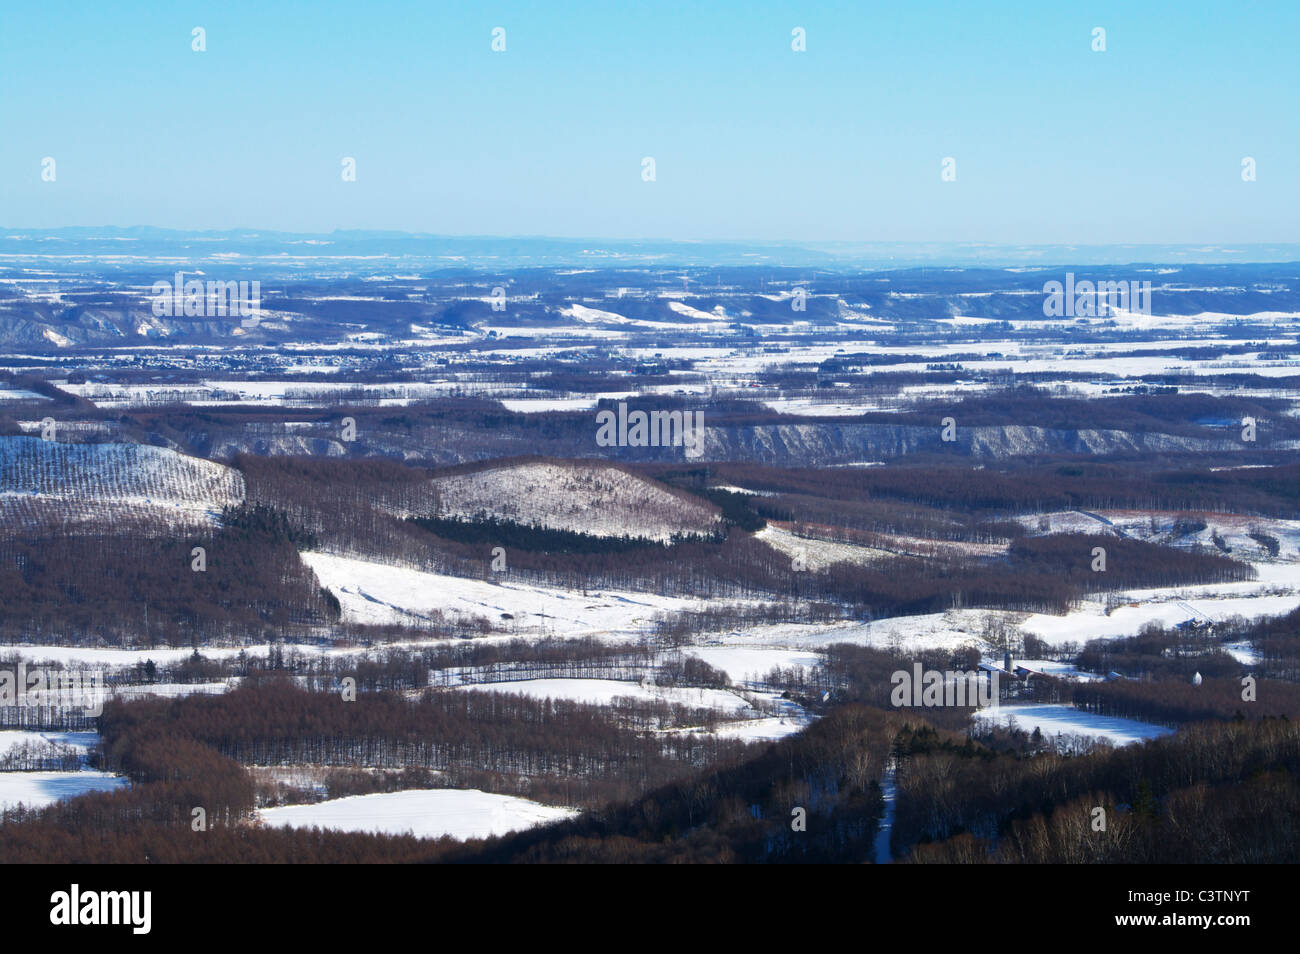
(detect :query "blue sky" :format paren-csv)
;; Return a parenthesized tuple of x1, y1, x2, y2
(2, 1, 1297, 244)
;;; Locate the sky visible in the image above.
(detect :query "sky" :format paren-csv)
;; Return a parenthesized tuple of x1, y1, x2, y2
(1, 1, 1297, 245)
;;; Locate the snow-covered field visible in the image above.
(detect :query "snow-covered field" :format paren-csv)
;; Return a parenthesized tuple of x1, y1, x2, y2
(58, 379, 532, 407)
(711, 613, 990, 654)
(762, 398, 870, 417)
(0, 388, 48, 403)
(686, 560, 1299, 669)
(1021, 583, 1300, 647)
(708, 567, 1296, 657)
(1024, 510, 1300, 560)
(0, 644, 268, 666)
(973, 704, 1173, 746)
(682, 647, 821, 684)
(0, 770, 128, 810)
(498, 397, 598, 413)
(705, 716, 806, 742)
(113, 681, 233, 700)
(256, 788, 577, 840)
(0, 730, 98, 758)
(455, 677, 755, 715)
(302, 551, 734, 636)
(755, 525, 890, 568)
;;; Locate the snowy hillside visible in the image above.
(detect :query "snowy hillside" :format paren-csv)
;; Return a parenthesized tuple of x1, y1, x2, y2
(756, 524, 892, 569)
(1020, 509, 1300, 560)
(0, 437, 244, 524)
(431, 460, 719, 541)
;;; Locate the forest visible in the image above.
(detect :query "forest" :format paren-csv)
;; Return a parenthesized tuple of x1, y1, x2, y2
(1, 447, 1271, 646)
(0, 416, 1296, 863)
(6, 677, 1297, 863)
(0, 503, 338, 644)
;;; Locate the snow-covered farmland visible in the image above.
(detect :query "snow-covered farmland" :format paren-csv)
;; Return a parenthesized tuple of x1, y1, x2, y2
(557, 303, 707, 329)
(301, 551, 734, 636)
(1023, 510, 1300, 560)
(454, 677, 756, 715)
(710, 612, 992, 655)
(498, 397, 599, 413)
(112, 681, 233, 700)
(256, 788, 577, 840)
(707, 717, 806, 742)
(0, 770, 128, 811)
(666, 300, 729, 322)
(682, 647, 821, 685)
(1021, 590, 1300, 646)
(973, 703, 1173, 746)
(0, 644, 269, 667)
(756, 524, 891, 568)
(0, 730, 98, 759)
(762, 398, 871, 417)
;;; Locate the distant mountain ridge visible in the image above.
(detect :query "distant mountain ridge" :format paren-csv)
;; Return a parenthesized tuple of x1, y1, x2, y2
(4, 227, 1299, 272)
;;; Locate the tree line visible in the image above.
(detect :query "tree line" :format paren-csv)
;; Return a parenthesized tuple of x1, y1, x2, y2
(894, 717, 1300, 863)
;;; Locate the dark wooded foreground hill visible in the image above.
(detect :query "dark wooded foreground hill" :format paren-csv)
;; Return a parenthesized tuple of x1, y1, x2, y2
(3, 610, 1300, 865)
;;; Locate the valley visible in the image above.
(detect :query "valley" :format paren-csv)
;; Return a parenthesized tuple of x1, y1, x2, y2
(1, 250, 1298, 863)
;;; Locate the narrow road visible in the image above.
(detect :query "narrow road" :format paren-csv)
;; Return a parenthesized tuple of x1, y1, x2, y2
(1073, 510, 1126, 537)
(874, 758, 897, 864)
